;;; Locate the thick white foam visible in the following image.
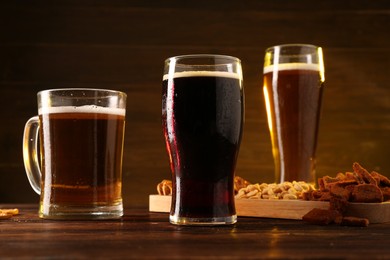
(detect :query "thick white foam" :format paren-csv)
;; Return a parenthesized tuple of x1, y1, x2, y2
(39, 105, 126, 116)
(163, 71, 242, 81)
(263, 63, 320, 74)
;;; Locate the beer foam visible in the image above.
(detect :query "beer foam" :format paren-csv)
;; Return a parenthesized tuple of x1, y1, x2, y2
(163, 71, 242, 81)
(263, 63, 320, 74)
(39, 105, 126, 116)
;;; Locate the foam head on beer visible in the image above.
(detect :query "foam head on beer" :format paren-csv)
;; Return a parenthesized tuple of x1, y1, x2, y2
(163, 71, 243, 86)
(38, 105, 126, 116)
(263, 63, 320, 74)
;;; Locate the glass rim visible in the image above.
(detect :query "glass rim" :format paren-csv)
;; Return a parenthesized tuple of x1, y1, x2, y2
(165, 54, 241, 64)
(38, 88, 127, 97)
(265, 43, 320, 52)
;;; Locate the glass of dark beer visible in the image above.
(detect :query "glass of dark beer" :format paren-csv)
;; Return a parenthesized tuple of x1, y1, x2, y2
(263, 44, 325, 184)
(23, 88, 126, 219)
(162, 54, 244, 225)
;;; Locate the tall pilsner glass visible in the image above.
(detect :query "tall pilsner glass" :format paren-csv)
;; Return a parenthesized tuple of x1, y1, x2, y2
(162, 54, 244, 225)
(263, 44, 325, 184)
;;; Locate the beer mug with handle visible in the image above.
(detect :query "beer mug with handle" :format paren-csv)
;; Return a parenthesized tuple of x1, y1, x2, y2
(23, 88, 127, 219)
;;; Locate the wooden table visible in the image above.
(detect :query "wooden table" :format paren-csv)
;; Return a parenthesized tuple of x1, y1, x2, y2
(0, 205, 389, 259)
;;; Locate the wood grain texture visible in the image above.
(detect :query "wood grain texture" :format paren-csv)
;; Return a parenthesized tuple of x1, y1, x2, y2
(0, 1, 389, 207)
(0, 204, 389, 259)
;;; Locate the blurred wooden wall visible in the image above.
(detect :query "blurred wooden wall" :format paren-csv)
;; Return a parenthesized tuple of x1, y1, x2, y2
(0, 0, 389, 207)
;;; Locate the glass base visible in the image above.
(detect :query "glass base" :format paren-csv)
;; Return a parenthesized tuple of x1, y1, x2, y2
(39, 202, 123, 220)
(169, 214, 237, 226)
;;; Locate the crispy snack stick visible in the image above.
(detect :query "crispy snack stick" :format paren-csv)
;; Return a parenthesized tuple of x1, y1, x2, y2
(0, 208, 19, 219)
(340, 216, 369, 227)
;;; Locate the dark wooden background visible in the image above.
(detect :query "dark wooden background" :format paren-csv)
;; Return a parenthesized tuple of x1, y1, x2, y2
(0, 0, 389, 207)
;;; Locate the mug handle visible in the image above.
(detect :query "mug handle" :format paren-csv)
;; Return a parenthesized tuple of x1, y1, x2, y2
(22, 116, 41, 195)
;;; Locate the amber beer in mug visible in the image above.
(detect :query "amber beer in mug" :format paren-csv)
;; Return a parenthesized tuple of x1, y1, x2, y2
(263, 44, 325, 184)
(162, 55, 244, 225)
(23, 89, 126, 219)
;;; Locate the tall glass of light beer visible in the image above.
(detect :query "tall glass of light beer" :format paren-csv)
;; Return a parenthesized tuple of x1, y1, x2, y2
(263, 44, 325, 184)
(162, 54, 244, 225)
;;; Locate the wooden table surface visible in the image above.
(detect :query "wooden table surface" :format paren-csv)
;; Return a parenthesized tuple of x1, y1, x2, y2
(0, 204, 389, 259)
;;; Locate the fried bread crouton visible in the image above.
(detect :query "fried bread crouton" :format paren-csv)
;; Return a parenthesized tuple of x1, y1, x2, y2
(340, 216, 369, 227)
(380, 187, 390, 201)
(351, 184, 383, 203)
(302, 163, 388, 227)
(302, 208, 342, 225)
(353, 162, 377, 185)
(330, 183, 352, 201)
(371, 171, 390, 187)
(329, 197, 349, 213)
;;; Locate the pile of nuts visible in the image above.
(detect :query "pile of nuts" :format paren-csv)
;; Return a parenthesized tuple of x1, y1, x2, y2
(235, 181, 315, 200)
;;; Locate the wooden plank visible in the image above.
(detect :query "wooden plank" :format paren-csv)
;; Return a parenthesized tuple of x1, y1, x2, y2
(236, 199, 329, 220)
(149, 195, 329, 220)
(149, 195, 390, 223)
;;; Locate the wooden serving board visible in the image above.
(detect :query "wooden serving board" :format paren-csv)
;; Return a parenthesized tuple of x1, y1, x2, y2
(149, 195, 390, 223)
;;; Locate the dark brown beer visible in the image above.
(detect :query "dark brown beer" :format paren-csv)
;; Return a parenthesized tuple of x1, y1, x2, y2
(263, 63, 324, 183)
(39, 106, 125, 208)
(162, 71, 243, 222)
